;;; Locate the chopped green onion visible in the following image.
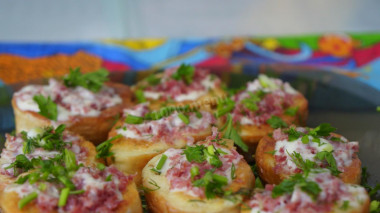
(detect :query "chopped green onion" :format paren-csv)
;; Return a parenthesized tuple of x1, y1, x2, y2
(125, 115, 144, 124)
(38, 183, 47, 191)
(301, 135, 309, 144)
(58, 188, 70, 207)
(190, 166, 200, 178)
(178, 113, 190, 125)
(215, 100, 235, 118)
(231, 163, 236, 179)
(156, 154, 167, 170)
(207, 145, 215, 155)
(135, 89, 146, 103)
(58, 176, 75, 190)
(18, 191, 38, 209)
(212, 174, 228, 185)
(69, 189, 85, 195)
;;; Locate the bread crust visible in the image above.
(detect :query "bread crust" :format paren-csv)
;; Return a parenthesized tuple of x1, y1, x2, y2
(107, 120, 213, 185)
(142, 153, 255, 213)
(238, 94, 308, 158)
(12, 82, 133, 145)
(0, 179, 142, 213)
(255, 134, 361, 185)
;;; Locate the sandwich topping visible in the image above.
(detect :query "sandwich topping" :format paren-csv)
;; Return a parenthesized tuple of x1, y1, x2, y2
(117, 104, 216, 143)
(246, 172, 367, 213)
(14, 69, 121, 121)
(0, 126, 88, 177)
(231, 75, 300, 126)
(272, 124, 359, 177)
(154, 133, 243, 198)
(138, 64, 221, 102)
(5, 166, 132, 213)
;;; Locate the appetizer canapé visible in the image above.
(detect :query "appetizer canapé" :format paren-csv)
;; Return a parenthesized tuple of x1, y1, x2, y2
(107, 103, 218, 184)
(12, 68, 132, 144)
(142, 129, 254, 213)
(133, 64, 225, 109)
(0, 125, 96, 191)
(241, 171, 369, 213)
(255, 124, 361, 184)
(218, 74, 308, 156)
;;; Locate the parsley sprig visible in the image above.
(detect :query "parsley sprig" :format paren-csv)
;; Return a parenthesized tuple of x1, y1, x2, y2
(63, 67, 109, 92)
(33, 95, 58, 121)
(171, 64, 195, 85)
(272, 173, 321, 200)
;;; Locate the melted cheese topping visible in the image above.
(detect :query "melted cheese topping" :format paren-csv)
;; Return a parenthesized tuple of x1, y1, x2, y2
(14, 79, 122, 121)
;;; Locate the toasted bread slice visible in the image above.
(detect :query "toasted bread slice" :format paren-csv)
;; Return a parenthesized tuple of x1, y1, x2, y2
(142, 138, 254, 213)
(255, 131, 361, 185)
(12, 82, 132, 145)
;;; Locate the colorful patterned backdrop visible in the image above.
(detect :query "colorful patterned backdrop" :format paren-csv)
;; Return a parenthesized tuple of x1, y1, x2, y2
(0, 33, 379, 90)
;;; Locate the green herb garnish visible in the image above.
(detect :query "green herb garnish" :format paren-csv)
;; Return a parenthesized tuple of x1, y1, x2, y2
(267, 115, 288, 129)
(135, 89, 146, 103)
(285, 107, 299, 116)
(221, 114, 248, 152)
(272, 174, 321, 200)
(96, 135, 122, 160)
(33, 95, 58, 121)
(125, 114, 144, 124)
(171, 64, 195, 85)
(63, 67, 109, 92)
(178, 113, 190, 125)
(193, 171, 228, 199)
(18, 191, 38, 209)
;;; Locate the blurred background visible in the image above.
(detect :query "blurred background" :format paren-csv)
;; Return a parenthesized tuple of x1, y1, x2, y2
(1, 0, 380, 41)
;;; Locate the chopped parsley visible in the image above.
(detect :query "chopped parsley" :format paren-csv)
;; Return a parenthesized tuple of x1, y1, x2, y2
(192, 171, 228, 199)
(370, 200, 380, 213)
(171, 64, 195, 85)
(288, 151, 317, 176)
(63, 67, 109, 92)
(241, 92, 261, 111)
(5, 154, 34, 176)
(272, 173, 321, 200)
(33, 95, 58, 121)
(21, 125, 67, 155)
(315, 151, 341, 176)
(266, 115, 288, 129)
(183, 145, 206, 163)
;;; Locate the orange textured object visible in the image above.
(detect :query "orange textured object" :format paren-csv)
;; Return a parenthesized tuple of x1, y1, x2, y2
(0, 51, 102, 84)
